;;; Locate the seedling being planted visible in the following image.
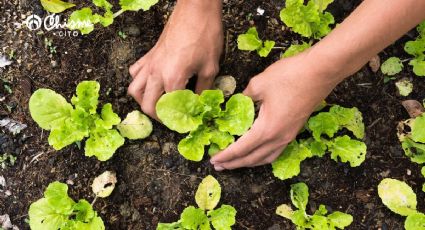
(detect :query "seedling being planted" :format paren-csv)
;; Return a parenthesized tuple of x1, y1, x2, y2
(276, 182, 353, 229)
(28, 181, 105, 230)
(272, 105, 367, 180)
(237, 27, 275, 57)
(156, 90, 254, 162)
(157, 175, 237, 229)
(29, 81, 152, 161)
(378, 178, 425, 229)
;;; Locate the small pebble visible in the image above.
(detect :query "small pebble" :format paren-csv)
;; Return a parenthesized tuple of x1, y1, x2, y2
(407, 169, 411, 175)
(87, 68, 92, 73)
(50, 60, 57, 68)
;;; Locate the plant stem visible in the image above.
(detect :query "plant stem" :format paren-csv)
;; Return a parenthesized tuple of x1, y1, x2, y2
(272, 46, 286, 50)
(401, 58, 412, 63)
(113, 9, 126, 18)
(91, 196, 98, 206)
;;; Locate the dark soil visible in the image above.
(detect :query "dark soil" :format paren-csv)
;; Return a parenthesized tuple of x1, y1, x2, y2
(1, 0, 425, 229)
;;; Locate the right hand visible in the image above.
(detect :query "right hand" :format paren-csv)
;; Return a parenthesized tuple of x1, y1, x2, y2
(128, 0, 223, 119)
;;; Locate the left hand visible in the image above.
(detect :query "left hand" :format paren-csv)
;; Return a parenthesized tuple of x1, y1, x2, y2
(210, 51, 340, 170)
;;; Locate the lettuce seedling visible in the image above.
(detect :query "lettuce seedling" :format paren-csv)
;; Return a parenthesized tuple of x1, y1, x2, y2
(397, 112, 425, 164)
(381, 21, 425, 77)
(276, 182, 353, 229)
(280, 0, 335, 39)
(157, 175, 237, 230)
(281, 42, 312, 58)
(272, 105, 367, 180)
(28, 181, 105, 230)
(378, 178, 425, 230)
(29, 81, 152, 161)
(156, 90, 254, 162)
(237, 27, 276, 57)
(66, 0, 158, 35)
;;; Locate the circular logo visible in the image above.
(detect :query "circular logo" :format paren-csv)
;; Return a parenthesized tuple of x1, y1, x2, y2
(24, 15, 42, 31)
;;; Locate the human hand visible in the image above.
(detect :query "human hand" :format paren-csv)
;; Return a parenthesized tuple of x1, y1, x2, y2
(210, 51, 341, 170)
(128, 0, 223, 119)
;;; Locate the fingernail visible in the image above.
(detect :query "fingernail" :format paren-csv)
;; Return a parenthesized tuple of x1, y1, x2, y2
(214, 165, 224, 171)
(210, 160, 216, 164)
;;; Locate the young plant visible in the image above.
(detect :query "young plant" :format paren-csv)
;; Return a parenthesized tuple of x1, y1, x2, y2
(276, 182, 353, 229)
(381, 21, 425, 77)
(272, 105, 367, 180)
(280, 0, 335, 39)
(156, 90, 254, 162)
(29, 81, 152, 161)
(397, 110, 425, 164)
(378, 178, 425, 230)
(281, 42, 312, 58)
(157, 175, 237, 229)
(28, 181, 104, 230)
(237, 27, 275, 57)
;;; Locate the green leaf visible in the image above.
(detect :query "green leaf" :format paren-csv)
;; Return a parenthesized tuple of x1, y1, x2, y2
(237, 27, 263, 51)
(85, 129, 125, 161)
(311, 11, 334, 39)
(67, 8, 96, 35)
(306, 215, 328, 229)
(405, 212, 425, 230)
(195, 175, 221, 211)
(410, 58, 425, 77)
(208, 144, 221, 157)
(280, 0, 320, 38)
(291, 210, 308, 226)
(93, 0, 112, 11)
(156, 90, 204, 133)
(29, 89, 73, 130)
(29, 198, 69, 230)
(401, 136, 425, 163)
(276, 204, 294, 220)
(40, 0, 75, 13)
(71, 215, 105, 230)
(329, 105, 365, 139)
(119, 0, 159, 11)
(301, 138, 327, 157)
(290, 182, 309, 211)
(381, 57, 403, 76)
(209, 129, 235, 150)
(71, 81, 100, 115)
(257, 40, 275, 57)
(404, 40, 425, 57)
(117, 110, 153, 140)
(44, 182, 75, 214)
(178, 126, 212, 162)
(48, 118, 88, 150)
(395, 78, 414, 97)
(73, 199, 95, 222)
(180, 206, 210, 230)
(272, 141, 313, 180)
(200, 90, 224, 118)
(216, 94, 254, 136)
(327, 211, 353, 229)
(313, 0, 334, 12)
(378, 178, 417, 216)
(208, 205, 237, 230)
(100, 103, 121, 129)
(282, 42, 311, 58)
(314, 204, 328, 216)
(328, 135, 366, 167)
(308, 112, 339, 140)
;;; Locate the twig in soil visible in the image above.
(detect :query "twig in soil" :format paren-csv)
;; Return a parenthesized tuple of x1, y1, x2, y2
(28, 152, 47, 166)
(91, 196, 98, 206)
(272, 46, 286, 49)
(356, 82, 373, 87)
(367, 117, 382, 129)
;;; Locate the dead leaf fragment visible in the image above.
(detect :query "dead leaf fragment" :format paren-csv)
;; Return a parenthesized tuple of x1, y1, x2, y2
(402, 100, 424, 118)
(92, 171, 117, 198)
(369, 55, 380, 73)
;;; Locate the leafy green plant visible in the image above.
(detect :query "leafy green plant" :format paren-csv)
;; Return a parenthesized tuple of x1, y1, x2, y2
(156, 90, 254, 162)
(378, 178, 425, 229)
(28, 181, 104, 230)
(40, 0, 75, 13)
(397, 111, 425, 164)
(29, 81, 152, 161)
(276, 182, 353, 229)
(237, 27, 276, 57)
(157, 175, 237, 230)
(280, 0, 335, 39)
(281, 42, 312, 58)
(381, 21, 425, 77)
(272, 105, 366, 180)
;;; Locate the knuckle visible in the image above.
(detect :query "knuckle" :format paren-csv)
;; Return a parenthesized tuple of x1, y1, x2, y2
(201, 64, 219, 79)
(127, 83, 137, 96)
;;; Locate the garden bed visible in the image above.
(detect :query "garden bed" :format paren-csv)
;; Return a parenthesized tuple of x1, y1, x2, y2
(1, 0, 424, 229)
